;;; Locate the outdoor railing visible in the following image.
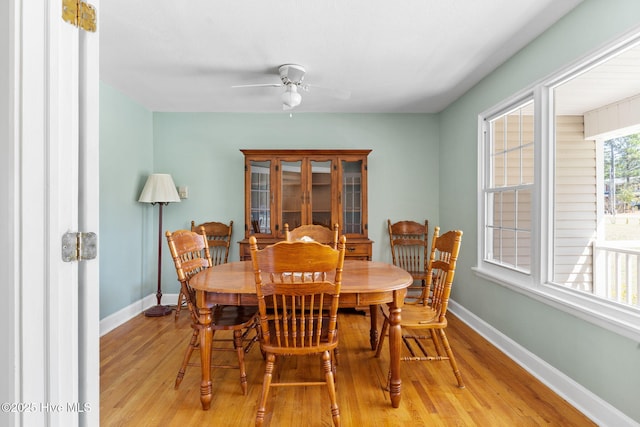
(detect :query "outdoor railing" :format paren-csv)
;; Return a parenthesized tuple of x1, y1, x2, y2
(593, 241, 640, 307)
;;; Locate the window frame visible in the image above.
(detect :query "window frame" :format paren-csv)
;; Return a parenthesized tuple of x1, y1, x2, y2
(481, 94, 536, 276)
(475, 29, 640, 342)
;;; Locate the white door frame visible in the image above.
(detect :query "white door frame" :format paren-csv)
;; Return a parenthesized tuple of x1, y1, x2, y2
(77, 3, 101, 425)
(2, 1, 100, 426)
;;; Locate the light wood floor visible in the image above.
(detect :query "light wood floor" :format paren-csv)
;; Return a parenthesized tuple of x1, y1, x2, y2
(101, 309, 595, 426)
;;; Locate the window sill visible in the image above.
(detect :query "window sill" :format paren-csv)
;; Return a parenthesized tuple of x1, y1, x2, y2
(473, 266, 640, 343)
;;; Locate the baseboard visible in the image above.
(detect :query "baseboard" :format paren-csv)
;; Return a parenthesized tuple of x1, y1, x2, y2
(99, 293, 179, 336)
(448, 300, 638, 427)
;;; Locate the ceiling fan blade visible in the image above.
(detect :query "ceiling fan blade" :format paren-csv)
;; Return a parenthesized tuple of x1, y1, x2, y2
(303, 84, 351, 100)
(231, 83, 283, 88)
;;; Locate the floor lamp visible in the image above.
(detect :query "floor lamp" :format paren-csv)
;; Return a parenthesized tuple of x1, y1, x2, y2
(139, 173, 181, 317)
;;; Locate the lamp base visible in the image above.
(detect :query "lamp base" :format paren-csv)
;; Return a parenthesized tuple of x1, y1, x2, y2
(144, 304, 173, 317)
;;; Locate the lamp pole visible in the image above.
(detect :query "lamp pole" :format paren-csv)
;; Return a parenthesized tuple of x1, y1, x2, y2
(145, 202, 172, 317)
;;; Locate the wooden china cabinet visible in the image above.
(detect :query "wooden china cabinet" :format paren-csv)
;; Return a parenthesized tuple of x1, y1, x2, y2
(238, 149, 373, 260)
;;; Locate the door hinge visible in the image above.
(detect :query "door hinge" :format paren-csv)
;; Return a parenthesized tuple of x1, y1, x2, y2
(62, 232, 97, 262)
(62, 0, 97, 32)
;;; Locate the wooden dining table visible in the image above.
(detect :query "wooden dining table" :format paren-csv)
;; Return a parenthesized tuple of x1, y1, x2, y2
(188, 259, 412, 410)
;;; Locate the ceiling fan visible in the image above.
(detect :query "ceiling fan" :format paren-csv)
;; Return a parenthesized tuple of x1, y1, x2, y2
(232, 64, 350, 110)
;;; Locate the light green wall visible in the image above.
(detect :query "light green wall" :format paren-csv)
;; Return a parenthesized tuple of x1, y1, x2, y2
(151, 113, 440, 295)
(99, 83, 154, 318)
(439, 0, 640, 422)
(99, 102, 439, 316)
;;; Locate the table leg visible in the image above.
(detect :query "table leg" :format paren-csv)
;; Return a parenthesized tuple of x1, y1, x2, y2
(369, 304, 378, 350)
(198, 306, 213, 410)
(388, 298, 402, 408)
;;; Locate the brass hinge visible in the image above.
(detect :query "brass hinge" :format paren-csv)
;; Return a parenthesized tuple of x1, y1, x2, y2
(62, 232, 97, 262)
(62, 0, 97, 32)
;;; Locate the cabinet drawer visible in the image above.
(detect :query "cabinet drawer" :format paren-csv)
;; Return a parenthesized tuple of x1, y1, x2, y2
(344, 241, 372, 260)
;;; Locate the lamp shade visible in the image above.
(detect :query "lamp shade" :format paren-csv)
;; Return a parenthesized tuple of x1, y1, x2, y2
(138, 173, 181, 203)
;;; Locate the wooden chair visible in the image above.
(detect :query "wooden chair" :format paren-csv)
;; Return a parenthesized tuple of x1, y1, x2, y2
(388, 219, 429, 304)
(249, 235, 347, 427)
(192, 220, 233, 265)
(375, 227, 464, 389)
(174, 220, 233, 319)
(286, 223, 344, 364)
(284, 223, 339, 249)
(166, 228, 259, 394)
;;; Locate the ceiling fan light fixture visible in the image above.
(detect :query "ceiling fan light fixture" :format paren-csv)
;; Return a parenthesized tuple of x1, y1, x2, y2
(282, 84, 302, 110)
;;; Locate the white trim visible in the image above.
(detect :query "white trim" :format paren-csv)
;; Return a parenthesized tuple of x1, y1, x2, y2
(478, 93, 536, 279)
(48, 1, 82, 424)
(99, 293, 179, 336)
(449, 300, 639, 427)
(19, 1, 53, 425)
(534, 84, 550, 287)
(9, 3, 102, 424)
(78, 2, 100, 423)
(1, 1, 20, 425)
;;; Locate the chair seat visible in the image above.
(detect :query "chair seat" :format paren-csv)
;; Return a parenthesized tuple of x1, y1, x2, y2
(380, 303, 446, 328)
(212, 305, 258, 329)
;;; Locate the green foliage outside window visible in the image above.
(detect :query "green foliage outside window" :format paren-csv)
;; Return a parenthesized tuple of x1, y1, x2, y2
(604, 133, 640, 212)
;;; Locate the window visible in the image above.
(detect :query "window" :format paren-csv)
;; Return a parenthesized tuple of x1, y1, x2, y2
(483, 101, 534, 274)
(477, 32, 640, 341)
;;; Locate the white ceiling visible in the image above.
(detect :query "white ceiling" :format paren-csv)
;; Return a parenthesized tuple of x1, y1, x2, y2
(100, 0, 587, 113)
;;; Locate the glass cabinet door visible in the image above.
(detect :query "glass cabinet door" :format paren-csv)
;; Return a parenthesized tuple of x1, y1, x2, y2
(242, 150, 370, 252)
(280, 160, 303, 230)
(249, 160, 271, 235)
(310, 160, 333, 227)
(342, 159, 363, 234)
